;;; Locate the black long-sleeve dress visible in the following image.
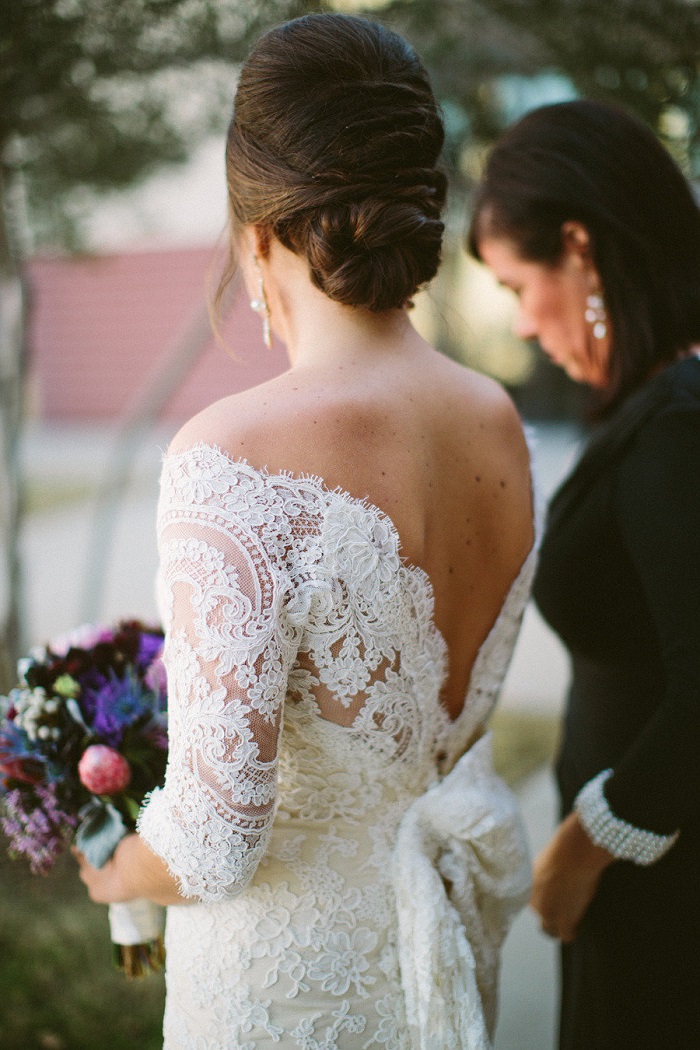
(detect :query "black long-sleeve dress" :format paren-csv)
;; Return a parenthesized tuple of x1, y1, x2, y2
(533, 356, 700, 1050)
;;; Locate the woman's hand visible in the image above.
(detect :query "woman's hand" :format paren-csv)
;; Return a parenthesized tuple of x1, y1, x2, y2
(530, 811, 614, 943)
(74, 833, 189, 907)
(73, 835, 138, 904)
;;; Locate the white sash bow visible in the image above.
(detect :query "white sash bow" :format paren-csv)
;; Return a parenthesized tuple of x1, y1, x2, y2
(393, 733, 532, 1049)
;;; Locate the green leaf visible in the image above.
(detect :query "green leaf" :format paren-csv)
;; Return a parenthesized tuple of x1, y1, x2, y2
(124, 796, 141, 823)
(75, 799, 126, 868)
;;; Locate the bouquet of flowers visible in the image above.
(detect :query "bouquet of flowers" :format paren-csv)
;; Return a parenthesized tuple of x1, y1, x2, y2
(0, 619, 168, 977)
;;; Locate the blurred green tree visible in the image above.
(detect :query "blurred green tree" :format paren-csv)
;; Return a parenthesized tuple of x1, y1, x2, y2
(379, 0, 698, 179)
(0, 0, 314, 688)
(6, 0, 695, 249)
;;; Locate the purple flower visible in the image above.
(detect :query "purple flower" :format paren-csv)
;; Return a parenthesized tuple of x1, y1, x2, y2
(142, 720, 168, 751)
(1, 783, 77, 874)
(1, 620, 169, 877)
(84, 672, 145, 746)
(137, 633, 164, 668)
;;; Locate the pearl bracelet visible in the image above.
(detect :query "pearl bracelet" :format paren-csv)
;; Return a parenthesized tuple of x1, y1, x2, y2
(574, 769, 679, 866)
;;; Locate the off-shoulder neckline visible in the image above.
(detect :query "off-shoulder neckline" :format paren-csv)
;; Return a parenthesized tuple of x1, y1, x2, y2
(162, 440, 537, 727)
(163, 440, 438, 582)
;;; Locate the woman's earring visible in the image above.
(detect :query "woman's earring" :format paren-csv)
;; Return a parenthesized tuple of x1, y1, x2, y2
(585, 292, 607, 340)
(249, 255, 272, 349)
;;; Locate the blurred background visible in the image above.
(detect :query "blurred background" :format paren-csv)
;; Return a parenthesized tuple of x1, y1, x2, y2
(1, 1, 697, 1047)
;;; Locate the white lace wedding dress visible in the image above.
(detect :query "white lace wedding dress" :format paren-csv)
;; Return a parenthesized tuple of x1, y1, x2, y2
(138, 443, 537, 1050)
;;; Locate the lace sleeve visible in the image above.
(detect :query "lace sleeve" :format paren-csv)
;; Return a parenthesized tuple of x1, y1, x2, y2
(138, 453, 301, 902)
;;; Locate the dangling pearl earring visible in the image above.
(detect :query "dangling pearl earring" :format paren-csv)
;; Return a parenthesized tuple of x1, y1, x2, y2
(249, 254, 272, 349)
(585, 292, 607, 340)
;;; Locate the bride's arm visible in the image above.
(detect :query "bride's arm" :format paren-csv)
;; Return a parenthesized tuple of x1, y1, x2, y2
(75, 833, 187, 907)
(75, 449, 303, 909)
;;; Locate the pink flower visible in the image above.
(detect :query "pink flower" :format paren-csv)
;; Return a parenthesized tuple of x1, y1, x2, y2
(78, 745, 131, 795)
(144, 655, 167, 699)
(50, 624, 114, 657)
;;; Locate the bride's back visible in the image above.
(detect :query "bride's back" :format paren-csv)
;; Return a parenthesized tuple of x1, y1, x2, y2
(171, 338, 533, 722)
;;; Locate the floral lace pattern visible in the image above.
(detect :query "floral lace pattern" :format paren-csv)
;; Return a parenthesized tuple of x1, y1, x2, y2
(137, 444, 537, 1049)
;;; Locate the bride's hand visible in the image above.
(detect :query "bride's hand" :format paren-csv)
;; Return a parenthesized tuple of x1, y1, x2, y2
(530, 812, 614, 943)
(74, 833, 188, 906)
(73, 836, 134, 904)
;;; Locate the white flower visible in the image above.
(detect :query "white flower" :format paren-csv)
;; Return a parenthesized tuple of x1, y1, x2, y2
(307, 928, 378, 998)
(12, 686, 53, 741)
(173, 454, 236, 504)
(287, 666, 319, 704)
(227, 992, 284, 1040)
(251, 905, 293, 953)
(322, 503, 399, 590)
(48, 623, 108, 656)
(16, 657, 34, 684)
(363, 992, 404, 1046)
(272, 950, 310, 996)
(318, 645, 369, 701)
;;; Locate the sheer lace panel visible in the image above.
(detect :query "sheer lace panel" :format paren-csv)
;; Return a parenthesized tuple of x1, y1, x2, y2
(138, 485, 303, 901)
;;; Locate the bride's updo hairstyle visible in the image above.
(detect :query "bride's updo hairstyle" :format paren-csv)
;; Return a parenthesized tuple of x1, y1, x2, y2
(225, 13, 446, 312)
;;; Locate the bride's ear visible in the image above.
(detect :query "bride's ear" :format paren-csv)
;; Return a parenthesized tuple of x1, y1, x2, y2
(252, 224, 273, 260)
(561, 221, 593, 267)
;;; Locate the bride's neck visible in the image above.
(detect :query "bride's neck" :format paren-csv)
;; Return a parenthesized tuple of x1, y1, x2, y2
(262, 239, 419, 371)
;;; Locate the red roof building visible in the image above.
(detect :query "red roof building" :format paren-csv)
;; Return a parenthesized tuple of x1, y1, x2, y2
(26, 246, 289, 422)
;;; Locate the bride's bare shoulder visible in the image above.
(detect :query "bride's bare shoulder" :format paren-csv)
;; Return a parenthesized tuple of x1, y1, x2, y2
(165, 370, 321, 467)
(437, 353, 513, 405)
(436, 356, 528, 454)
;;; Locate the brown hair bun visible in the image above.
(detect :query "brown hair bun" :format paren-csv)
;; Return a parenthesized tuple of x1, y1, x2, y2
(225, 13, 446, 312)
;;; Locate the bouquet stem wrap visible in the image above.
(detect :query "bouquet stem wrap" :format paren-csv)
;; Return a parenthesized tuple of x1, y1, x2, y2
(75, 798, 167, 978)
(108, 898, 166, 978)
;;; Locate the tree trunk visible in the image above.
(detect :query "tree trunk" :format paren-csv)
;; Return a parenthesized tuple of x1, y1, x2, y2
(0, 167, 26, 692)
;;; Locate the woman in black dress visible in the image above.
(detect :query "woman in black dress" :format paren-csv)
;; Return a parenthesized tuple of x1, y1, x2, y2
(468, 99, 700, 1049)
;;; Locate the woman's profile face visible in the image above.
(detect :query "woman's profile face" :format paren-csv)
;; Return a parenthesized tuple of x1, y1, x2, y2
(478, 233, 611, 388)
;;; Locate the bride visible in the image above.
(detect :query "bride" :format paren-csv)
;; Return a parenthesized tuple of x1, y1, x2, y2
(77, 13, 536, 1048)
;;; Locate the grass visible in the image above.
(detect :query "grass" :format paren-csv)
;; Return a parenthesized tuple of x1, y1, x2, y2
(0, 711, 558, 1047)
(23, 475, 157, 517)
(492, 709, 560, 787)
(0, 850, 165, 1050)
(24, 481, 96, 517)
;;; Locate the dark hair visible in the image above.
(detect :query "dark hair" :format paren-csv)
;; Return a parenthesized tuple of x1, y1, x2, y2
(468, 99, 700, 406)
(222, 13, 446, 313)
